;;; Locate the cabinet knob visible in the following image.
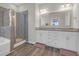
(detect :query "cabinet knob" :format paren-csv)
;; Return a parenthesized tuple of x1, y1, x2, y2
(54, 43, 56, 44)
(66, 37, 69, 40)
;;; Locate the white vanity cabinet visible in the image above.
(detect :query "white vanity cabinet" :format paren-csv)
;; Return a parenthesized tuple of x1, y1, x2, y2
(36, 30, 78, 52)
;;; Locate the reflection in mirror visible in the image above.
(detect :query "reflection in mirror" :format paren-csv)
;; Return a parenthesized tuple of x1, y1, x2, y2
(39, 3, 73, 28)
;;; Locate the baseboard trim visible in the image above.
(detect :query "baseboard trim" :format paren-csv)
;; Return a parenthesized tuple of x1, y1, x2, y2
(14, 40, 26, 48)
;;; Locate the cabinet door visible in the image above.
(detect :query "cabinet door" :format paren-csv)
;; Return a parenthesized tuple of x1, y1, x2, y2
(59, 32, 67, 49)
(47, 31, 56, 47)
(36, 31, 41, 43)
(47, 31, 60, 48)
(40, 31, 48, 44)
(66, 32, 77, 51)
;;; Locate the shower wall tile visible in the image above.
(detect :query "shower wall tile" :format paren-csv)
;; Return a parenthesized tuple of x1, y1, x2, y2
(0, 26, 11, 39)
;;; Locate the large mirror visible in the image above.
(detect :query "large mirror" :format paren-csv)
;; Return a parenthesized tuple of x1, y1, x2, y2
(39, 3, 73, 28)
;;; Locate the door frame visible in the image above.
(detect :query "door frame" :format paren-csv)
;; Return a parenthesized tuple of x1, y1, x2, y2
(10, 9, 28, 51)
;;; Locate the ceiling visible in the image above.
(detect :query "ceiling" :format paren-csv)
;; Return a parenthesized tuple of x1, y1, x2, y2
(0, 3, 73, 12)
(9, 3, 25, 7)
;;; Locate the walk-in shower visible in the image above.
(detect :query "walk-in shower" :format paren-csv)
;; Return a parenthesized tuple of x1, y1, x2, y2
(0, 7, 10, 55)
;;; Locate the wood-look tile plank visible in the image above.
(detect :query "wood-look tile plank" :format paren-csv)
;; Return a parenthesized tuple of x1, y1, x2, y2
(24, 45, 35, 56)
(16, 43, 33, 56)
(47, 48, 54, 56)
(8, 43, 32, 56)
(10, 44, 26, 56)
(32, 47, 45, 56)
(31, 48, 40, 56)
(42, 48, 49, 56)
(8, 43, 60, 56)
(27, 46, 37, 56)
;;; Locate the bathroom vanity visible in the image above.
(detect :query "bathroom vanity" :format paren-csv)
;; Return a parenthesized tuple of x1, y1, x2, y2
(36, 27, 79, 52)
(35, 4, 79, 54)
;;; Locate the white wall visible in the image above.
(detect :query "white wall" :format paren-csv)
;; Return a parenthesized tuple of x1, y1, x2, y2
(28, 4, 36, 44)
(35, 4, 40, 27)
(20, 4, 36, 44)
(72, 4, 79, 54)
(72, 4, 79, 28)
